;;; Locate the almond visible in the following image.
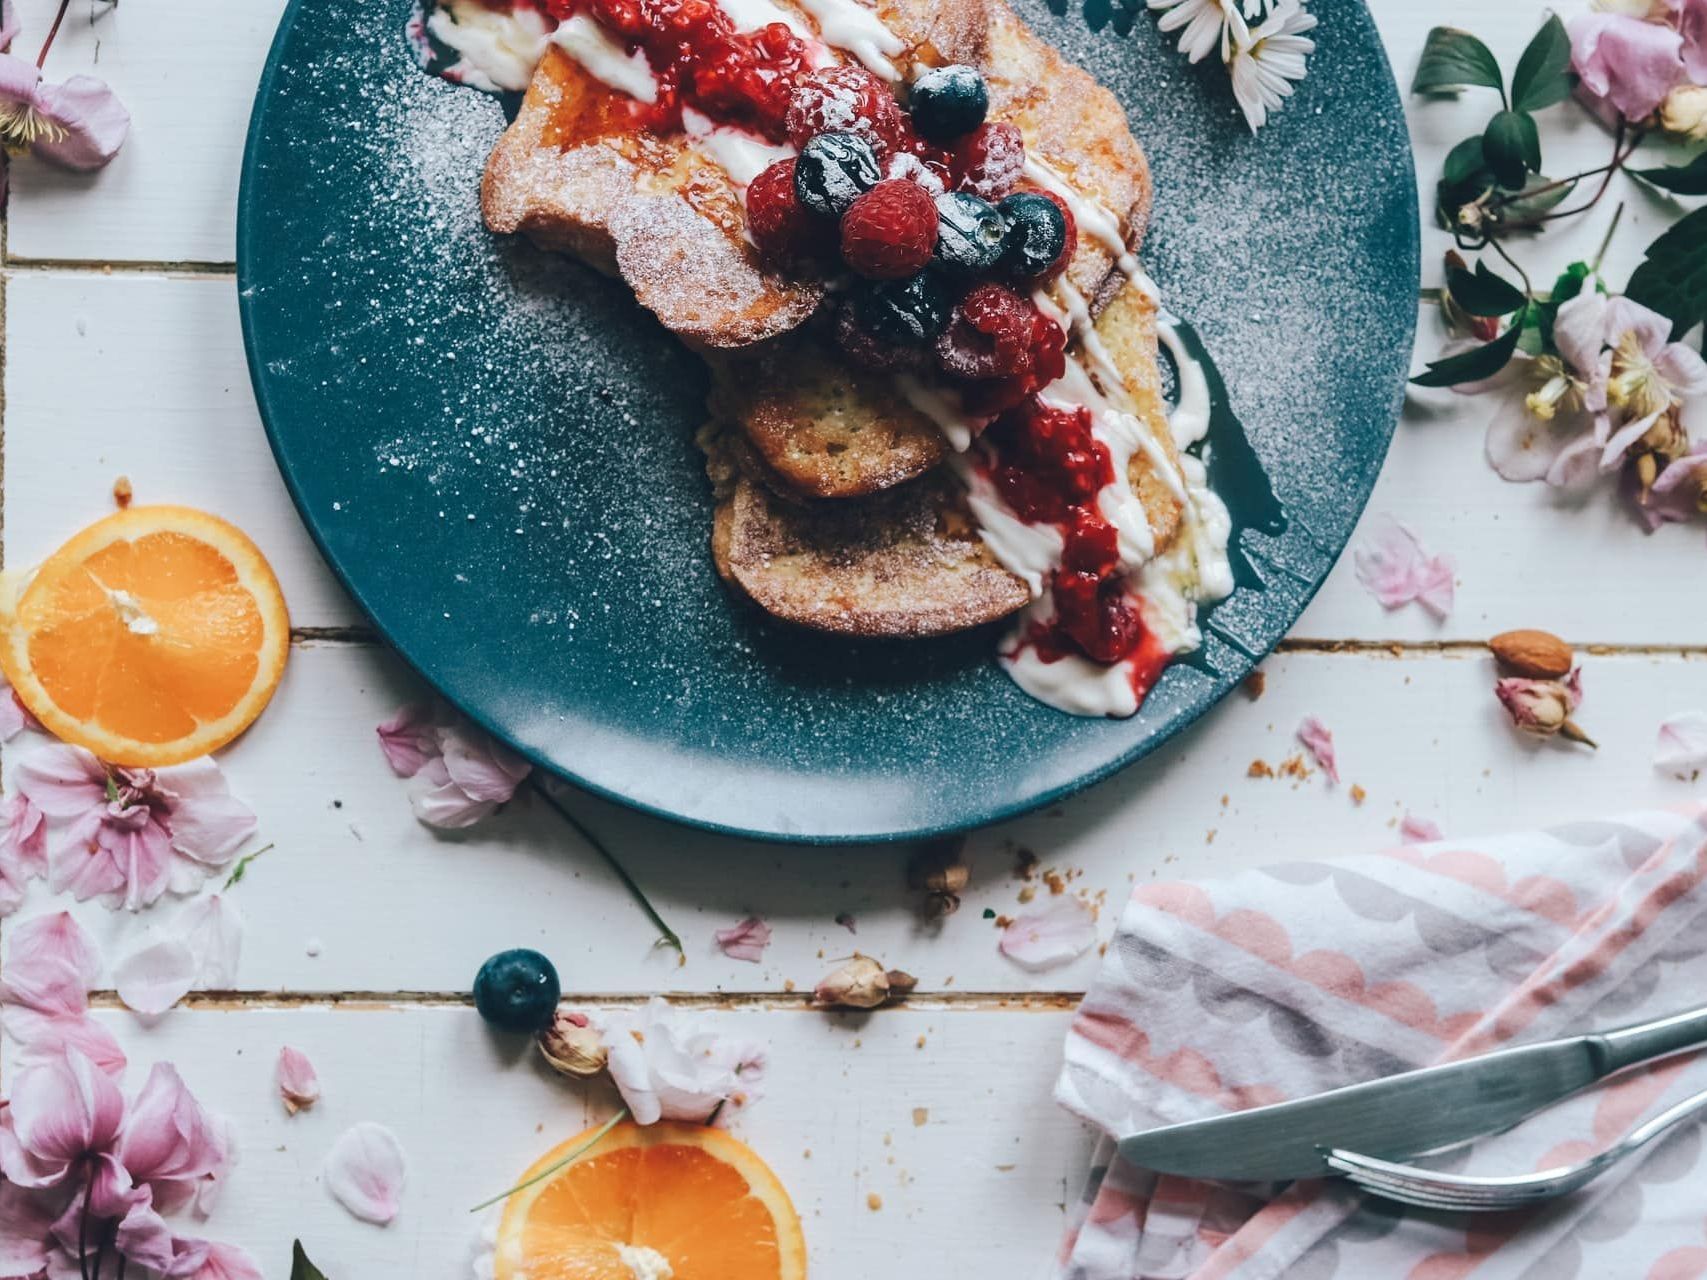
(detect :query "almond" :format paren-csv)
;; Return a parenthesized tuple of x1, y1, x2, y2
(1489, 629, 1574, 679)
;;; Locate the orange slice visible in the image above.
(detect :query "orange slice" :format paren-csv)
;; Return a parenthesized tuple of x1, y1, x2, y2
(495, 1121, 808, 1280)
(0, 505, 290, 766)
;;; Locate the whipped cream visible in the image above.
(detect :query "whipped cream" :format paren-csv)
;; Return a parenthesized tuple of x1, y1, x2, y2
(552, 13, 661, 103)
(681, 107, 795, 185)
(427, 0, 551, 92)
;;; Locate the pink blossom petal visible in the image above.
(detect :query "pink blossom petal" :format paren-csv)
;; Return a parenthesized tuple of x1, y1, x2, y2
(1680, 0, 1707, 79)
(713, 917, 772, 963)
(166, 1241, 265, 1280)
(13, 745, 108, 819)
(376, 705, 439, 778)
(0, 794, 47, 917)
(3, 1051, 126, 1187)
(1570, 12, 1686, 121)
(180, 894, 243, 990)
(1655, 341, 1707, 397)
(1546, 433, 1605, 490)
(28, 73, 131, 171)
(1400, 814, 1444, 844)
(1605, 296, 1675, 361)
(1352, 517, 1455, 618)
(1552, 291, 1608, 376)
(2, 1007, 127, 1078)
(113, 1200, 176, 1274)
(0, 1182, 53, 1276)
(1296, 717, 1340, 783)
(0, 1, 17, 51)
(0, 690, 25, 742)
(436, 722, 531, 804)
(154, 759, 257, 870)
(0, 912, 101, 1016)
(276, 1046, 320, 1114)
(324, 1122, 407, 1225)
(1655, 712, 1707, 780)
(598, 998, 766, 1125)
(408, 757, 498, 829)
(1600, 407, 1664, 472)
(114, 938, 198, 1017)
(999, 899, 1097, 971)
(117, 1063, 231, 1206)
(1484, 395, 1585, 482)
(51, 804, 177, 911)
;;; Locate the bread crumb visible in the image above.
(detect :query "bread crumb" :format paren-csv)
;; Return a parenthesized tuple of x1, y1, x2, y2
(1018, 884, 1036, 904)
(1278, 753, 1310, 780)
(867, 1193, 883, 1211)
(1247, 759, 1274, 779)
(1044, 870, 1067, 896)
(1243, 670, 1266, 699)
(912, 1107, 929, 1127)
(1205, 828, 1216, 844)
(1349, 784, 1367, 805)
(112, 475, 133, 508)
(915, 1034, 926, 1049)
(783, 979, 796, 993)
(1013, 849, 1039, 880)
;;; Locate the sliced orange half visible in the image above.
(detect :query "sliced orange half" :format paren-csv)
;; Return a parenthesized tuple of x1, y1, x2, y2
(0, 505, 290, 766)
(495, 1121, 808, 1280)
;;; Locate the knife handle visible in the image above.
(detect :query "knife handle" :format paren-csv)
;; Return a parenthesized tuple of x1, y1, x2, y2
(1595, 1005, 1707, 1076)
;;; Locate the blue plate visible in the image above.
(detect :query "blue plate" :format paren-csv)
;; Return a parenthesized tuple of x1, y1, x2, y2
(239, 0, 1417, 842)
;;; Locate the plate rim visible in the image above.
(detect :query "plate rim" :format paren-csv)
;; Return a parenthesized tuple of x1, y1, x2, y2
(236, 0, 1420, 845)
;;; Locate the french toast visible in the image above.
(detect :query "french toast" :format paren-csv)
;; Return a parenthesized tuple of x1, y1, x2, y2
(704, 273, 1186, 638)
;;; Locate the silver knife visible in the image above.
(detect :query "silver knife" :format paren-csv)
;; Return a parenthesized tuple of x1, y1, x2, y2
(1117, 1003, 1707, 1182)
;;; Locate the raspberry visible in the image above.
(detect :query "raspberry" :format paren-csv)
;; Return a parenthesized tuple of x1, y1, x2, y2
(839, 179, 939, 279)
(1052, 573, 1145, 664)
(935, 283, 1035, 379)
(785, 67, 908, 156)
(952, 122, 1024, 200)
(949, 299, 1065, 415)
(745, 158, 822, 269)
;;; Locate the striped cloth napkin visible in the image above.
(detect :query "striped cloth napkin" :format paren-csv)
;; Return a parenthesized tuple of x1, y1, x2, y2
(1053, 805, 1707, 1280)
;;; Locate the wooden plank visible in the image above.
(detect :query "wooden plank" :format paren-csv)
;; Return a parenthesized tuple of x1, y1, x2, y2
(1, 1004, 1089, 1279)
(12, 277, 1705, 642)
(2, 271, 361, 625)
(6, 0, 288, 265)
(14, 641, 1701, 997)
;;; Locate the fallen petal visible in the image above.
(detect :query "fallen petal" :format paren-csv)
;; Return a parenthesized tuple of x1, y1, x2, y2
(0, 912, 101, 1016)
(277, 1046, 321, 1115)
(179, 894, 243, 990)
(376, 704, 439, 778)
(999, 899, 1096, 971)
(30, 74, 131, 171)
(1655, 712, 1707, 780)
(408, 757, 499, 829)
(324, 1122, 406, 1225)
(1296, 716, 1340, 784)
(1352, 517, 1453, 618)
(12, 744, 108, 819)
(713, 917, 771, 963)
(1399, 814, 1443, 844)
(114, 937, 198, 1016)
(437, 721, 531, 804)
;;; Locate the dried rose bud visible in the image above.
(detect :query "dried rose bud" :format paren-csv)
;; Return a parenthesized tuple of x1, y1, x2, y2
(908, 839, 969, 920)
(1495, 670, 1595, 747)
(1661, 84, 1707, 140)
(537, 1008, 609, 1078)
(812, 954, 916, 1010)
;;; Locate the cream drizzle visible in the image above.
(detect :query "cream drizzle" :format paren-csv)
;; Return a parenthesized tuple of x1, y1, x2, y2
(793, 0, 905, 80)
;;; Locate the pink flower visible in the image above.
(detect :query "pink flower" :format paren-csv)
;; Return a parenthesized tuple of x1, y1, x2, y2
(999, 898, 1097, 971)
(1640, 443, 1707, 528)
(276, 1046, 320, 1115)
(1474, 291, 1605, 487)
(0, 2, 130, 204)
(1351, 517, 1454, 619)
(0, 673, 34, 742)
(0, 792, 47, 916)
(1296, 716, 1340, 784)
(14, 746, 257, 911)
(375, 706, 532, 828)
(0, 1047, 238, 1278)
(0, 912, 126, 1076)
(598, 998, 766, 1125)
(1677, 0, 1707, 79)
(324, 1122, 407, 1225)
(1570, 10, 1687, 121)
(713, 917, 772, 963)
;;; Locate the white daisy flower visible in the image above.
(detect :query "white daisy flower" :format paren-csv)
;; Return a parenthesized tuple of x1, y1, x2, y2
(1228, 0, 1317, 132)
(1147, 0, 1250, 65)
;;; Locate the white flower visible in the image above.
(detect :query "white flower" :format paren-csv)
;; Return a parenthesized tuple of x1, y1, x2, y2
(597, 998, 766, 1126)
(1228, 0, 1317, 131)
(1148, 0, 1250, 64)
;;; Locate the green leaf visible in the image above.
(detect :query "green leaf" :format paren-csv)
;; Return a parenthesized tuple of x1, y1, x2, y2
(1631, 151, 1707, 196)
(1413, 27, 1505, 96)
(291, 1241, 329, 1280)
(1511, 15, 1576, 112)
(1625, 206, 1707, 338)
(1548, 261, 1591, 306)
(1483, 111, 1537, 188)
(1447, 260, 1527, 316)
(1498, 174, 1577, 223)
(1442, 135, 1487, 185)
(1411, 320, 1524, 388)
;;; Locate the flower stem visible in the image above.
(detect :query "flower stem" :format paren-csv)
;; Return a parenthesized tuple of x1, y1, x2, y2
(78, 1179, 92, 1280)
(526, 778, 682, 955)
(223, 842, 276, 889)
(36, 0, 72, 69)
(1591, 202, 1626, 277)
(1488, 237, 1534, 299)
(469, 1108, 628, 1212)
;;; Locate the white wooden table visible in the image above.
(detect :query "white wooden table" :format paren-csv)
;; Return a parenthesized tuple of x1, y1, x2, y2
(3, 1, 1701, 1275)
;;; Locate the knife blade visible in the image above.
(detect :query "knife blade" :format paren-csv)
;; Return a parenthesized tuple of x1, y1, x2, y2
(1117, 1000, 1707, 1183)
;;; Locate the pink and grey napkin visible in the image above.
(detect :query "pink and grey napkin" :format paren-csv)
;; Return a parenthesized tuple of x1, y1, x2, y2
(1054, 804, 1707, 1280)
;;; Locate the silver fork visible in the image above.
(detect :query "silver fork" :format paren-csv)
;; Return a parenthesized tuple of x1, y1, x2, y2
(1323, 1085, 1707, 1212)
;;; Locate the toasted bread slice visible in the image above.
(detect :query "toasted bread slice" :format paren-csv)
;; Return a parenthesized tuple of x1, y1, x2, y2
(1096, 283, 1185, 553)
(482, 46, 823, 348)
(704, 424, 1030, 638)
(706, 329, 949, 500)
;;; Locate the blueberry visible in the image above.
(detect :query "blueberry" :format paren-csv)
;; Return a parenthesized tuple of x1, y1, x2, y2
(909, 65, 989, 143)
(794, 132, 881, 218)
(854, 270, 953, 346)
(932, 191, 1007, 275)
(473, 948, 560, 1034)
(998, 191, 1068, 279)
